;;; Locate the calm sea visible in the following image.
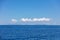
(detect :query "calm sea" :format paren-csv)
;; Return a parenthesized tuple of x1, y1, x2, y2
(0, 25, 60, 40)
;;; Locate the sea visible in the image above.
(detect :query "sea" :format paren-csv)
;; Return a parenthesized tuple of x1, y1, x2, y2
(0, 25, 60, 40)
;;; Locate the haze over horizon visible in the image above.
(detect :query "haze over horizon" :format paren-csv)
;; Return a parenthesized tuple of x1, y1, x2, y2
(0, 0, 60, 25)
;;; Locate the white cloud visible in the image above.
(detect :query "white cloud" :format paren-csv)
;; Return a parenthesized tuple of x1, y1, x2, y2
(20, 17, 51, 22)
(11, 19, 17, 23)
(38, 17, 51, 22)
(21, 18, 32, 22)
(10, 18, 51, 24)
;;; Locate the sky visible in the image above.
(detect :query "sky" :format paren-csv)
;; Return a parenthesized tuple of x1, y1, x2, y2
(0, 0, 60, 25)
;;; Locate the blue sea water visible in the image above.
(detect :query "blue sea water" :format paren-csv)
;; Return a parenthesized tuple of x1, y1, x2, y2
(0, 25, 60, 40)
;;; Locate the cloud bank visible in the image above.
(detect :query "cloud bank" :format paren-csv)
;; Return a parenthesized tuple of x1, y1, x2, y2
(21, 17, 51, 22)
(11, 17, 51, 25)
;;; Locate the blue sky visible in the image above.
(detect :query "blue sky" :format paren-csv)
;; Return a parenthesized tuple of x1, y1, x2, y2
(0, 0, 60, 25)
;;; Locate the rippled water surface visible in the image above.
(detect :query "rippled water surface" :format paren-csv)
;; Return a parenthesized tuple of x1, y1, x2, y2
(0, 25, 60, 40)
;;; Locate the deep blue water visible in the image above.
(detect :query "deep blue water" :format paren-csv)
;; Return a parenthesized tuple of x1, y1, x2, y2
(0, 25, 60, 40)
